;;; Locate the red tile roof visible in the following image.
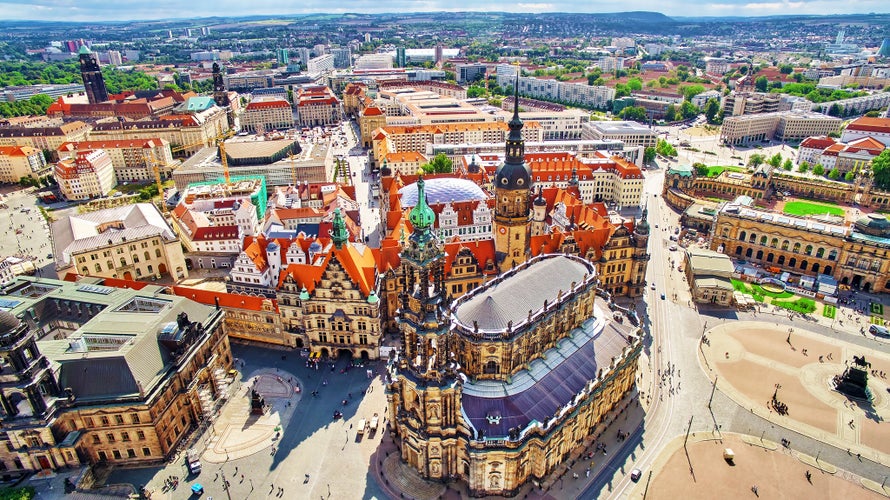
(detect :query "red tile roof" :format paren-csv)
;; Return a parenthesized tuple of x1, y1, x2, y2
(799, 136, 836, 150)
(192, 226, 240, 241)
(172, 285, 279, 313)
(846, 117, 890, 134)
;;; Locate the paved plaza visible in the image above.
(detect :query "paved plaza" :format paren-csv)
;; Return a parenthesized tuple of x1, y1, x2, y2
(105, 344, 390, 500)
(702, 321, 890, 465)
(636, 433, 886, 500)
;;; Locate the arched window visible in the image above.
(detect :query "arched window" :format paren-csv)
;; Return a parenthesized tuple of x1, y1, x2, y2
(81, 266, 88, 274)
(133, 254, 140, 263)
(739, 231, 747, 241)
(812, 263, 820, 273)
(770, 238, 778, 248)
(828, 249, 838, 261)
(792, 242, 801, 253)
(144, 251, 150, 261)
(95, 264, 102, 272)
(746, 248, 753, 258)
(781, 240, 789, 251)
(800, 260, 808, 270)
(107, 260, 113, 270)
(120, 258, 127, 267)
(756, 250, 764, 260)
(749, 233, 757, 243)
(760, 236, 768, 246)
(789, 257, 797, 268)
(767, 253, 774, 263)
(735, 246, 742, 255)
(816, 248, 825, 258)
(484, 360, 499, 374)
(147, 265, 153, 274)
(778, 255, 785, 265)
(804, 245, 813, 256)
(155, 249, 162, 258)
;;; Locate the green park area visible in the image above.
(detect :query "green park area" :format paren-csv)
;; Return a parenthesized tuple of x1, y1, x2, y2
(822, 304, 836, 319)
(732, 279, 817, 314)
(782, 200, 845, 217)
(696, 165, 747, 178)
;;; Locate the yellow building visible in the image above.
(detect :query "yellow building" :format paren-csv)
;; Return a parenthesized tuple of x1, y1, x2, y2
(0, 276, 232, 476)
(711, 203, 890, 293)
(276, 209, 383, 359)
(494, 98, 532, 272)
(0, 145, 48, 183)
(51, 203, 189, 282)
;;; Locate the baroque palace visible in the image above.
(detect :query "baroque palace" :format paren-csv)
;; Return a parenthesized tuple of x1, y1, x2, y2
(664, 158, 890, 294)
(386, 174, 642, 496)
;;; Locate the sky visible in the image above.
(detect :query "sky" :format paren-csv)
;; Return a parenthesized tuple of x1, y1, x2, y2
(0, 0, 887, 22)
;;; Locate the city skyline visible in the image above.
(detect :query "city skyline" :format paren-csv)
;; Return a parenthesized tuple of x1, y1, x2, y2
(1, 1, 889, 22)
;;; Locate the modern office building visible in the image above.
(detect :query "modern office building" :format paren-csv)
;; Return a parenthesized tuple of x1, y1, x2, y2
(581, 120, 657, 148)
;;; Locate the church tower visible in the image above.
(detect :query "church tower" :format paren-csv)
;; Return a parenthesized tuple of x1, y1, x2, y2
(78, 46, 108, 104)
(494, 72, 532, 272)
(629, 205, 651, 297)
(212, 62, 230, 107)
(387, 177, 463, 481)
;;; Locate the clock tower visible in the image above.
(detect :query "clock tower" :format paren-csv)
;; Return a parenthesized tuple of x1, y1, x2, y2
(494, 71, 532, 272)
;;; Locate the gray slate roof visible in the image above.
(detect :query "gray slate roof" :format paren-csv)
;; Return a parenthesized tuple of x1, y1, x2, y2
(453, 255, 592, 332)
(51, 203, 177, 268)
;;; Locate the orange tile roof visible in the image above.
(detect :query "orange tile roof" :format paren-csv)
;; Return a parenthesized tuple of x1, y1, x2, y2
(846, 117, 890, 134)
(800, 136, 836, 150)
(172, 285, 279, 313)
(363, 106, 384, 116)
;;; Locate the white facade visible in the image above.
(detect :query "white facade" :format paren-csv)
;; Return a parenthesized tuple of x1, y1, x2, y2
(307, 54, 335, 74)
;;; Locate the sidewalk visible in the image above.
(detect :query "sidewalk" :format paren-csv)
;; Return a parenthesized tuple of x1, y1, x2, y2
(200, 369, 301, 464)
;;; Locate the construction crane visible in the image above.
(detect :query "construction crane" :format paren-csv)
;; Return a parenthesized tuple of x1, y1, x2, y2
(144, 130, 233, 212)
(214, 125, 236, 184)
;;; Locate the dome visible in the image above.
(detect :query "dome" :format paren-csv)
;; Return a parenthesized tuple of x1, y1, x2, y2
(399, 177, 487, 207)
(855, 213, 890, 237)
(308, 241, 323, 252)
(0, 310, 21, 335)
(495, 160, 532, 191)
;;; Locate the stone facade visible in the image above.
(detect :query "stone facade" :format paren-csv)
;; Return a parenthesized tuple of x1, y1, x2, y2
(0, 277, 232, 478)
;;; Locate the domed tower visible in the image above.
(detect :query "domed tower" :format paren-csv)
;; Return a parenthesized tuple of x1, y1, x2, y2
(388, 177, 463, 481)
(629, 205, 651, 297)
(0, 310, 62, 422)
(530, 187, 549, 237)
(494, 72, 532, 272)
(330, 208, 350, 249)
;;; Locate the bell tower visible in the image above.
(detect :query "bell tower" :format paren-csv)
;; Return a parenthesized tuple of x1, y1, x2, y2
(494, 71, 532, 272)
(387, 177, 463, 481)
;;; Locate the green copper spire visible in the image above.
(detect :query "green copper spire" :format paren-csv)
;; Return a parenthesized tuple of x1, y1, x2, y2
(330, 207, 349, 249)
(409, 177, 435, 231)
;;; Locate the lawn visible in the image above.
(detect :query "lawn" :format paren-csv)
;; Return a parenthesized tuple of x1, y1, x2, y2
(751, 283, 794, 299)
(871, 302, 884, 315)
(782, 200, 844, 217)
(703, 166, 747, 178)
(822, 304, 836, 319)
(772, 297, 816, 314)
(871, 315, 885, 326)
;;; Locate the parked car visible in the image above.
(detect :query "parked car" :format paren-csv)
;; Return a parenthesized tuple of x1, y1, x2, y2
(631, 468, 643, 482)
(869, 325, 890, 337)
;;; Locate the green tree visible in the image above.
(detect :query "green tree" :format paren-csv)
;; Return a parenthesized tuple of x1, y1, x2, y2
(747, 154, 765, 168)
(664, 104, 679, 122)
(618, 106, 647, 122)
(420, 153, 453, 174)
(768, 153, 782, 168)
(679, 100, 698, 120)
(755, 75, 769, 92)
(844, 171, 855, 181)
(627, 78, 643, 91)
(644, 147, 657, 164)
(704, 98, 721, 124)
(466, 85, 487, 98)
(798, 161, 810, 173)
(865, 110, 881, 118)
(813, 163, 825, 175)
(828, 168, 840, 179)
(679, 84, 705, 101)
(872, 149, 890, 190)
(783, 159, 793, 171)
(778, 64, 794, 74)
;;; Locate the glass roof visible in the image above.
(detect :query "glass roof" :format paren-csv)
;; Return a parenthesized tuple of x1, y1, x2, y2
(399, 178, 487, 207)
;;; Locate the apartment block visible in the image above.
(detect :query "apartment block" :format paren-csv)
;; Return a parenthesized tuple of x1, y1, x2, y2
(0, 145, 49, 183)
(54, 149, 116, 201)
(58, 139, 174, 183)
(241, 98, 294, 133)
